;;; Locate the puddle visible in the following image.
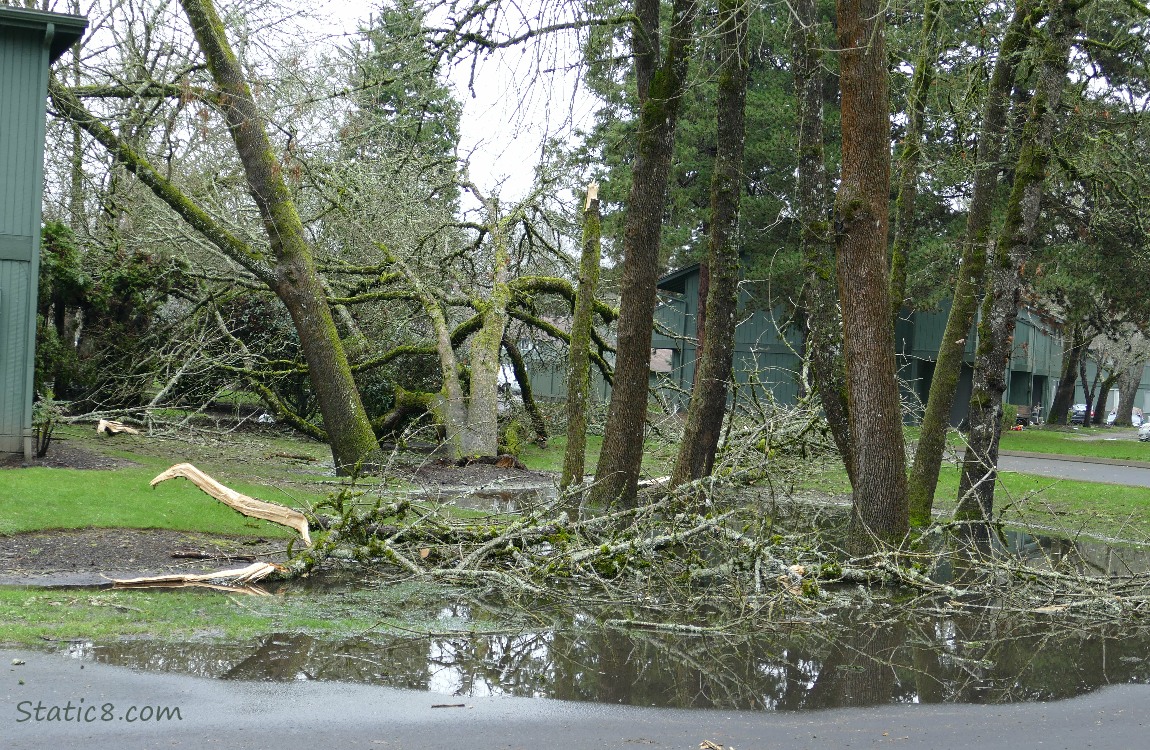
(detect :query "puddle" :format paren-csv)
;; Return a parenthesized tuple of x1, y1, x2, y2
(59, 605, 1150, 710)
(52, 527, 1150, 712)
(15, 505, 1150, 711)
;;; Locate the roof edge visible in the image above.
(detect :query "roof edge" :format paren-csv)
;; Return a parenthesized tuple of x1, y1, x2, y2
(0, 7, 88, 64)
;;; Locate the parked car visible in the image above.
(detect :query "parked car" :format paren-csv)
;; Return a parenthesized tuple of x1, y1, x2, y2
(1070, 404, 1089, 425)
(1106, 408, 1144, 427)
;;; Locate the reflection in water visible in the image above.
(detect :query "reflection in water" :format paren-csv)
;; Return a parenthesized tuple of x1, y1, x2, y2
(67, 603, 1150, 710)
(53, 526, 1150, 711)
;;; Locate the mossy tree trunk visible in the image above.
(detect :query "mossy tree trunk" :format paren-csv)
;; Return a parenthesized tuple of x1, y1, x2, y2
(591, 0, 698, 507)
(887, 0, 942, 327)
(179, 0, 378, 474)
(380, 246, 468, 457)
(906, 0, 1043, 528)
(671, 0, 748, 486)
(792, 0, 853, 487)
(956, 0, 1078, 522)
(835, 0, 908, 554)
(561, 185, 603, 490)
(462, 195, 513, 457)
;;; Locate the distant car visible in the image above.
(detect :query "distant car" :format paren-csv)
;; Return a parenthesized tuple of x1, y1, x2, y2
(1140, 422, 1150, 442)
(1070, 404, 1089, 425)
(1106, 408, 1144, 427)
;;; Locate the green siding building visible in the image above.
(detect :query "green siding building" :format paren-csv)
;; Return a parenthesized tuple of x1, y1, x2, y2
(0, 7, 86, 458)
(530, 262, 1066, 425)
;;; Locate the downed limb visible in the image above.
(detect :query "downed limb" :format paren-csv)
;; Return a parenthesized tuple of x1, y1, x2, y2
(96, 419, 140, 436)
(111, 561, 283, 588)
(151, 463, 312, 546)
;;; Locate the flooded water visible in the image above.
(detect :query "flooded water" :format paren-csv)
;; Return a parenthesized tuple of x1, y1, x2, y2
(52, 525, 1150, 712)
(61, 603, 1150, 710)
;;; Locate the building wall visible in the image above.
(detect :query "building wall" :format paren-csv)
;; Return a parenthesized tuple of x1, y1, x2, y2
(528, 265, 1067, 427)
(0, 25, 51, 454)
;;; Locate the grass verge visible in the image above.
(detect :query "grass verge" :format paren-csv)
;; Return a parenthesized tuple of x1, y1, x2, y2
(0, 581, 492, 644)
(998, 427, 1150, 462)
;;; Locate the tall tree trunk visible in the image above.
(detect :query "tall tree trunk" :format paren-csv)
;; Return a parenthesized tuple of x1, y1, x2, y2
(1092, 372, 1117, 425)
(1115, 361, 1144, 426)
(835, 0, 908, 553)
(561, 185, 603, 490)
(671, 0, 748, 486)
(1080, 354, 1098, 425)
(178, 0, 378, 473)
(906, 0, 1042, 527)
(693, 259, 709, 387)
(1047, 322, 1088, 424)
(591, 0, 698, 507)
(792, 0, 854, 486)
(888, 0, 942, 326)
(956, 0, 1078, 521)
(462, 201, 512, 456)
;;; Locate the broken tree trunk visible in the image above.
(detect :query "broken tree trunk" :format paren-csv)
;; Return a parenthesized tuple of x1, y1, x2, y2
(111, 562, 281, 592)
(151, 463, 312, 545)
(96, 419, 140, 436)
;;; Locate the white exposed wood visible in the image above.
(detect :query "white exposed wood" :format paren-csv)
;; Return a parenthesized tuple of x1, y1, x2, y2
(111, 562, 281, 589)
(584, 181, 599, 210)
(151, 462, 312, 545)
(96, 419, 140, 435)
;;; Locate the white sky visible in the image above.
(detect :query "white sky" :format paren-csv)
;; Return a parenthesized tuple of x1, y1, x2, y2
(321, 0, 598, 200)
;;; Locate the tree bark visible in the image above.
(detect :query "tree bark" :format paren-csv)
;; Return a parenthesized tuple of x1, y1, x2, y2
(956, 0, 1078, 521)
(792, 0, 854, 486)
(380, 246, 468, 457)
(1115, 361, 1144, 426)
(906, 0, 1042, 527)
(671, 0, 748, 486)
(888, 0, 942, 326)
(1047, 322, 1088, 424)
(178, 0, 378, 474)
(591, 0, 698, 507)
(1080, 352, 1098, 425)
(462, 198, 513, 456)
(561, 186, 603, 490)
(1093, 372, 1118, 425)
(835, 0, 908, 553)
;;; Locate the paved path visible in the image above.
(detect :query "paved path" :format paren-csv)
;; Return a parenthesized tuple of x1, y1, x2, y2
(998, 451, 1150, 487)
(2, 649, 1148, 750)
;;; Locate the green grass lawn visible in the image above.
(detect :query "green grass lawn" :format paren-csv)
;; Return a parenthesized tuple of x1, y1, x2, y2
(0, 424, 334, 536)
(0, 463, 323, 536)
(997, 427, 1150, 462)
(931, 464, 1150, 542)
(517, 433, 677, 477)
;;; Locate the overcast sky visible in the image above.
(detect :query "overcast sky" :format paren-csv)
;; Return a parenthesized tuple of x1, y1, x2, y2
(323, 0, 598, 200)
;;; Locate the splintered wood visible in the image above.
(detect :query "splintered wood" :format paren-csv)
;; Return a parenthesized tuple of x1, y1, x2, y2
(111, 562, 282, 592)
(151, 462, 312, 546)
(96, 419, 140, 435)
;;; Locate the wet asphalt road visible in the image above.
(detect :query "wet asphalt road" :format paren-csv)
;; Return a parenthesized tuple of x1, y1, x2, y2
(2, 649, 1149, 750)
